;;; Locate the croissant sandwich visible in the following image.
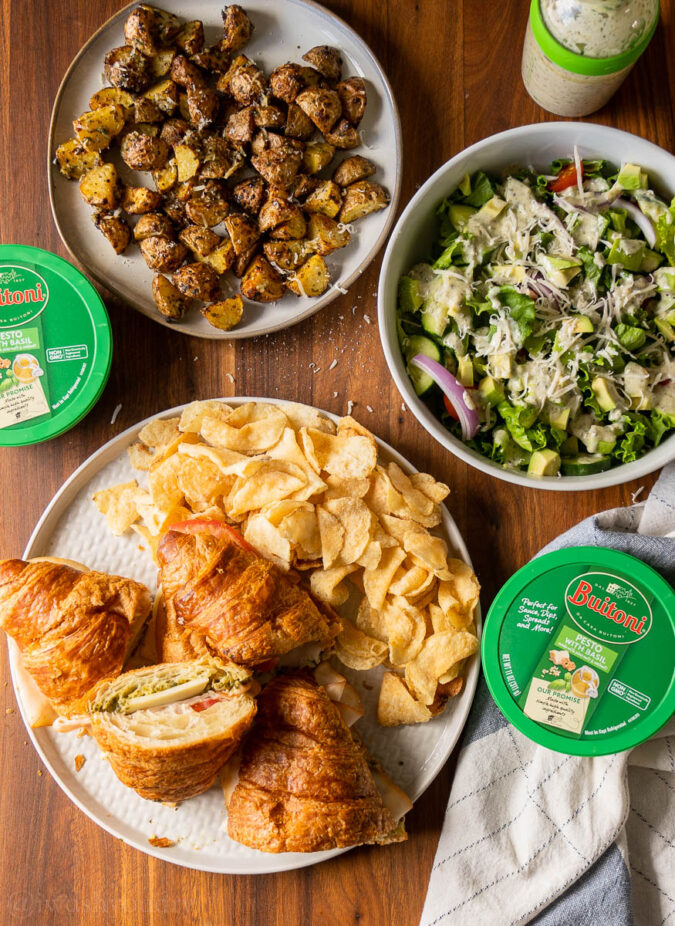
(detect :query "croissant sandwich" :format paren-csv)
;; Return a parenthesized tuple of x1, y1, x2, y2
(88, 657, 257, 803)
(224, 673, 412, 852)
(0, 557, 152, 720)
(157, 519, 340, 669)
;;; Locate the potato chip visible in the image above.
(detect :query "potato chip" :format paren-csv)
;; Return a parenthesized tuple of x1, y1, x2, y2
(386, 462, 435, 517)
(226, 461, 307, 517)
(439, 659, 465, 685)
(310, 564, 358, 607)
(227, 402, 285, 429)
(175, 453, 230, 510)
(444, 558, 481, 614)
(282, 402, 335, 434)
(278, 505, 322, 561)
(179, 441, 254, 477)
(429, 602, 457, 635)
(300, 427, 377, 479)
(138, 417, 181, 448)
(383, 596, 426, 666)
(405, 631, 479, 704)
(357, 540, 382, 571)
(335, 618, 388, 671)
(316, 505, 344, 569)
(355, 597, 388, 643)
(265, 428, 326, 500)
(322, 497, 374, 565)
(437, 580, 475, 630)
(201, 404, 286, 453)
(127, 442, 155, 471)
(179, 400, 233, 433)
(322, 474, 371, 500)
(148, 454, 185, 513)
(92, 481, 141, 535)
(389, 563, 436, 601)
(367, 467, 441, 528)
(243, 512, 292, 570)
(377, 671, 432, 726)
(363, 544, 406, 612)
(402, 529, 448, 574)
(133, 488, 164, 534)
(410, 471, 450, 504)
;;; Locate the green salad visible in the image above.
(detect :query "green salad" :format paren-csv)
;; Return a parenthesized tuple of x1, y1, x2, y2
(397, 154, 675, 477)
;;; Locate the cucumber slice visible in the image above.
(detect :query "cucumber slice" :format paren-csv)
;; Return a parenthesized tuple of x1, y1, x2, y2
(421, 300, 449, 337)
(561, 454, 612, 476)
(405, 336, 441, 396)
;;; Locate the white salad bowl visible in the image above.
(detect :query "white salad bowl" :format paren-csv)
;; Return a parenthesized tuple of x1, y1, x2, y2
(378, 123, 675, 491)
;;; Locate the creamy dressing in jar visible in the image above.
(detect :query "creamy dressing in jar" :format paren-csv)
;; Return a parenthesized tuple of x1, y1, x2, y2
(522, 0, 659, 116)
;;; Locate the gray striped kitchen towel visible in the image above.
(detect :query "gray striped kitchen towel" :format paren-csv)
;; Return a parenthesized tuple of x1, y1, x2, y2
(420, 462, 675, 926)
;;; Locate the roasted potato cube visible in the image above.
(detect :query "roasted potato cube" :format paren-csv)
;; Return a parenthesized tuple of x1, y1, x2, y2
(224, 107, 256, 145)
(54, 139, 102, 180)
(285, 103, 314, 140)
(258, 192, 303, 234)
(134, 122, 160, 136)
(332, 155, 376, 187)
(175, 178, 198, 203)
(192, 40, 231, 73)
(336, 77, 367, 125)
(302, 46, 342, 83)
(124, 6, 158, 57)
(307, 213, 350, 255)
(162, 192, 188, 226)
(178, 92, 190, 121)
(303, 181, 342, 218)
(240, 255, 284, 303)
(324, 119, 361, 150)
(140, 236, 188, 271)
(186, 86, 219, 127)
(221, 5, 254, 52)
(170, 54, 206, 89)
(104, 45, 152, 92)
(93, 211, 131, 254)
(269, 63, 303, 104)
(152, 273, 188, 321)
(143, 79, 179, 115)
(339, 180, 389, 223)
(172, 262, 220, 300)
(174, 144, 201, 181)
(218, 55, 266, 105)
(151, 46, 177, 78)
(269, 214, 307, 240)
(176, 20, 204, 56)
(199, 239, 236, 274)
(152, 158, 177, 193)
(263, 239, 315, 273)
(302, 141, 335, 175)
(254, 105, 286, 129)
(185, 180, 230, 227)
(74, 105, 125, 151)
(89, 87, 135, 119)
(179, 225, 220, 257)
(251, 147, 302, 189)
(142, 5, 181, 44)
(201, 295, 243, 330)
(232, 244, 260, 278)
(121, 185, 163, 214)
(79, 163, 119, 209)
(298, 66, 325, 88)
(200, 138, 245, 181)
(232, 176, 265, 214)
(133, 96, 163, 124)
(289, 174, 319, 201)
(160, 117, 190, 147)
(224, 213, 260, 255)
(286, 254, 330, 297)
(134, 212, 174, 241)
(120, 130, 169, 170)
(295, 88, 341, 134)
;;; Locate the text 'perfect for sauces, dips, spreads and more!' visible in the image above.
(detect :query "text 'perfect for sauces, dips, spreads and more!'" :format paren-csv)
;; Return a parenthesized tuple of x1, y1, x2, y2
(481, 547, 674, 756)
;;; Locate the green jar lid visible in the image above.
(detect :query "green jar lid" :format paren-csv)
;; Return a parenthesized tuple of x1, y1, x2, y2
(482, 546, 675, 756)
(529, 0, 659, 76)
(0, 245, 112, 446)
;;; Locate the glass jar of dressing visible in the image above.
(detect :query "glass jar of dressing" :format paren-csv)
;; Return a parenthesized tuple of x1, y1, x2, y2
(522, 0, 660, 117)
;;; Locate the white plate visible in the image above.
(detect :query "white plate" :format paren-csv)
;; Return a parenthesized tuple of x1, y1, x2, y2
(48, 0, 402, 339)
(11, 398, 481, 873)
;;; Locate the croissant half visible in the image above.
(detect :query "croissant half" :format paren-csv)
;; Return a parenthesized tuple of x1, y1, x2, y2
(0, 558, 152, 715)
(89, 658, 257, 803)
(157, 520, 340, 667)
(225, 673, 410, 852)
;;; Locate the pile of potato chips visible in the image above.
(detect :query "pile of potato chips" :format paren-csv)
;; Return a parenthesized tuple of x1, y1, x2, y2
(93, 400, 480, 726)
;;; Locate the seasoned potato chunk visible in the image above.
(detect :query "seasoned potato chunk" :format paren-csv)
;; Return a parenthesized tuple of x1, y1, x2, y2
(241, 255, 284, 302)
(152, 158, 177, 193)
(201, 295, 243, 330)
(306, 214, 350, 255)
(224, 213, 260, 255)
(143, 5, 181, 44)
(160, 117, 190, 147)
(218, 55, 266, 105)
(251, 147, 303, 189)
(231, 176, 265, 214)
(152, 273, 189, 320)
(172, 262, 220, 300)
(140, 236, 188, 272)
(133, 96, 163, 123)
(302, 46, 342, 83)
(232, 244, 260, 278)
(302, 141, 335, 175)
(150, 46, 177, 78)
(104, 45, 152, 92)
(224, 107, 256, 145)
(254, 105, 286, 129)
(162, 192, 187, 226)
(336, 77, 367, 125)
(124, 6, 158, 57)
(121, 185, 164, 214)
(303, 181, 342, 218)
(186, 85, 219, 127)
(89, 87, 135, 119)
(269, 63, 303, 104)
(295, 88, 341, 134)
(324, 118, 361, 150)
(339, 180, 389, 223)
(289, 174, 319, 201)
(120, 131, 169, 170)
(199, 240, 236, 274)
(143, 79, 180, 115)
(269, 213, 307, 240)
(170, 54, 206, 88)
(55, 139, 102, 180)
(285, 103, 314, 140)
(176, 20, 204, 56)
(286, 254, 330, 297)
(263, 239, 315, 272)
(221, 5, 254, 52)
(79, 163, 119, 209)
(174, 144, 200, 181)
(74, 105, 125, 151)
(93, 212, 130, 254)
(134, 212, 174, 241)
(200, 137, 245, 180)
(258, 192, 303, 234)
(332, 155, 376, 187)
(185, 181, 230, 227)
(179, 225, 220, 257)
(192, 41, 231, 73)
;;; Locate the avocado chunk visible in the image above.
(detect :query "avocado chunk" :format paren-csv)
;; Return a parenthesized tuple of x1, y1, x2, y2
(571, 314, 594, 333)
(448, 204, 476, 231)
(538, 255, 582, 288)
(474, 196, 507, 224)
(635, 190, 667, 223)
(559, 435, 579, 457)
(654, 317, 675, 342)
(478, 375, 505, 406)
(544, 403, 570, 429)
(607, 237, 646, 272)
(457, 355, 473, 386)
(459, 172, 472, 196)
(528, 449, 561, 477)
(490, 263, 527, 284)
(617, 163, 648, 191)
(489, 352, 513, 379)
(640, 248, 663, 273)
(591, 376, 620, 412)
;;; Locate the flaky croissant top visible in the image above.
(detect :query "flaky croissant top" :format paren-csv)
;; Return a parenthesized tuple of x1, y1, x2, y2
(0, 559, 151, 714)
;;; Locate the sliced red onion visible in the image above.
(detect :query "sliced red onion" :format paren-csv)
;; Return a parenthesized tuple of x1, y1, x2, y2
(410, 354, 480, 440)
(613, 197, 657, 247)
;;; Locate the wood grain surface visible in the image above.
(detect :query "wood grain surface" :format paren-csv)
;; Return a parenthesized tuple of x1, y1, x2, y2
(0, 1, 673, 924)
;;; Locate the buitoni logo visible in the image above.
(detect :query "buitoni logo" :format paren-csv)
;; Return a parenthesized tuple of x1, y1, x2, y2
(0, 265, 49, 328)
(565, 572, 652, 645)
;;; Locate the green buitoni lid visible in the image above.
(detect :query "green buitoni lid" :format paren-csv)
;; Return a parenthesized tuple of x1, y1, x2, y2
(0, 245, 112, 446)
(482, 547, 675, 757)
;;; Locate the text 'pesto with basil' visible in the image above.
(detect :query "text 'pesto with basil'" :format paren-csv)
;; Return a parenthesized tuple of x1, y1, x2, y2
(396, 155, 674, 477)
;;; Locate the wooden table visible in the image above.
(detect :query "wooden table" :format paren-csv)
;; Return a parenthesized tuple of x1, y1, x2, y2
(0, 0, 672, 922)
